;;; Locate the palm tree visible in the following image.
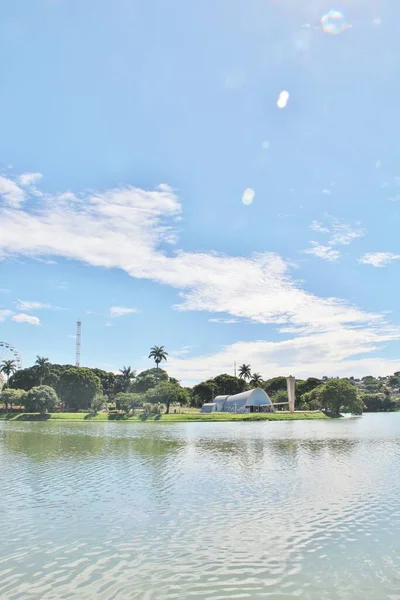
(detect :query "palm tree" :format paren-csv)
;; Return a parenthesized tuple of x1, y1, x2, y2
(238, 364, 251, 380)
(148, 345, 168, 369)
(0, 359, 17, 381)
(119, 366, 136, 392)
(250, 373, 263, 387)
(35, 356, 50, 385)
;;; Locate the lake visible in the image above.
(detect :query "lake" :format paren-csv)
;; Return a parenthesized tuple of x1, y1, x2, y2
(0, 414, 400, 599)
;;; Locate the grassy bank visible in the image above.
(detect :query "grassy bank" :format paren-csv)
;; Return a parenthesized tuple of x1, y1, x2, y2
(0, 411, 328, 422)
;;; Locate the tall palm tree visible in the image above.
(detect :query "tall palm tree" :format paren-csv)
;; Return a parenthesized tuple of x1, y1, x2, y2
(148, 345, 168, 369)
(0, 359, 17, 381)
(35, 356, 50, 385)
(238, 364, 251, 380)
(119, 366, 136, 391)
(250, 373, 263, 387)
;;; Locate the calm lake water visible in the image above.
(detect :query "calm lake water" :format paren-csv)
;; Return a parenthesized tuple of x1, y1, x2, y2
(1, 415, 400, 599)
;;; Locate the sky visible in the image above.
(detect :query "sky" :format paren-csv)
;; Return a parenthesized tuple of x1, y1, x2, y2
(0, 0, 399, 385)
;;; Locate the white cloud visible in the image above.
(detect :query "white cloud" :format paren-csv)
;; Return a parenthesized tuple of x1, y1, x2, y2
(0, 288, 11, 293)
(12, 313, 40, 325)
(0, 309, 13, 322)
(304, 243, 341, 262)
(209, 317, 240, 324)
(0, 172, 398, 381)
(359, 252, 400, 268)
(109, 306, 139, 317)
(305, 215, 366, 261)
(277, 90, 289, 108)
(18, 172, 43, 187)
(0, 175, 26, 207)
(15, 300, 56, 311)
(310, 221, 330, 233)
(242, 188, 255, 205)
(167, 329, 400, 385)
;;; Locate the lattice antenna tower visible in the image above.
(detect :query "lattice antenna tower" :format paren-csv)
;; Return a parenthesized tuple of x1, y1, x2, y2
(76, 321, 82, 367)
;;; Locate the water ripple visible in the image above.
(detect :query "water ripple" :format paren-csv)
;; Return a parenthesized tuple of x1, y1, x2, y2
(1, 415, 400, 598)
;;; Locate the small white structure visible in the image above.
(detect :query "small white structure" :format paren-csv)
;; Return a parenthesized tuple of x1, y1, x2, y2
(200, 389, 274, 414)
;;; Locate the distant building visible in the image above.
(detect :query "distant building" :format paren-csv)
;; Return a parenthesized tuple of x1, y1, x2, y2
(200, 388, 274, 414)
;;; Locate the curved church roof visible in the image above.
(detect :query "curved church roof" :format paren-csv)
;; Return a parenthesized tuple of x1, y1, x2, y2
(200, 388, 273, 413)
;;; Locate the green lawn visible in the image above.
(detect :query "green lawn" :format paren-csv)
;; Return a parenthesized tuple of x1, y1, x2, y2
(0, 411, 328, 422)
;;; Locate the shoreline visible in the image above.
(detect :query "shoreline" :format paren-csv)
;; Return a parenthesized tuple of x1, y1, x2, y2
(0, 411, 328, 423)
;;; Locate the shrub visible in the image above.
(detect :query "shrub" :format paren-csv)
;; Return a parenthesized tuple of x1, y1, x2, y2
(24, 385, 59, 414)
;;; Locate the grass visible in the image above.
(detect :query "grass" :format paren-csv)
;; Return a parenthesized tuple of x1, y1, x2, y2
(0, 411, 328, 422)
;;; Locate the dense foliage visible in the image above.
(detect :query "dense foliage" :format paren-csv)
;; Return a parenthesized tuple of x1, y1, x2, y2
(24, 385, 58, 414)
(2, 352, 400, 415)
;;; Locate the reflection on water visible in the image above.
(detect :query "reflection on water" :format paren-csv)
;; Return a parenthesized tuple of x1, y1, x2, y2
(1, 415, 400, 599)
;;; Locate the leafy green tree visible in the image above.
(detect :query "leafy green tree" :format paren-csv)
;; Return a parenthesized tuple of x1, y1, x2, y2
(90, 369, 116, 399)
(296, 378, 322, 397)
(213, 374, 247, 395)
(148, 346, 168, 369)
(0, 388, 26, 410)
(388, 372, 400, 389)
(299, 387, 323, 411)
(263, 376, 287, 396)
(361, 393, 384, 412)
(90, 394, 107, 415)
(361, 376, 382, 393)
(59, 368, 102, 410)
(119, 366, 136, 392)
(250, 373, 263, 387)
(318, 379, 363, 417)
(238, 364, 251, 380)
(191, 380, 216, 406)
(146, 381, 188, 414)
(35, 356, 50, 384)
(24, 385, 58, 414)
(270, 389, 289, 411)
(0, 359, 17, 381)
(8, 367, 40, 390)
(134, 368, 168, 393)
(114, 392, 146, 412)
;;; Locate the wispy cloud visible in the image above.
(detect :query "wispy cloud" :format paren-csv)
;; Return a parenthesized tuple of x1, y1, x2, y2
(18, 172, 43, 187)
(305, 215, 366, 261)
(0, 309, 13, 322)
(0, 175, 26, 207)
(109, 306, 139, 317)
(209, 317, 240, 324)
(304, 243, 340, 262)
(0, 172, 398, 377)
(0, 288, 11, 293)
(15, 300, 59, 311)
(359, 252, 400, 268)
(11, 313, 40, 325)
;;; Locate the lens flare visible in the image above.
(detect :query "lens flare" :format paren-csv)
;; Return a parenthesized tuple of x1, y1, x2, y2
(321, 10, 349, 35)
(242, 188, 255, 205)
(277, 90, 289, 109)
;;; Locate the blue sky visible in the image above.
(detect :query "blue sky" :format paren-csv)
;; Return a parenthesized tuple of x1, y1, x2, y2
(0, 0, 399, 384)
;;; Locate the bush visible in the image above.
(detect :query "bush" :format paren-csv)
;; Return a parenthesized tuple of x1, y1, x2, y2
(142, 402, 165, 415)
(24, 385, 58, 414)
(114, 392, 145, 412)
(0, 388, 27, 410)
(90, 394, 107, 414)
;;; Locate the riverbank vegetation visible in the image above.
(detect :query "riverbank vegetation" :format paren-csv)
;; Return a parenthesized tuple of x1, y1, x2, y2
(0, 411, 328, 422)
(1, 352, 399, 418)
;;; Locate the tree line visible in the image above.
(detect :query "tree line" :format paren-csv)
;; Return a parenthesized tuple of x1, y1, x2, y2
(1, 350, 399, 416)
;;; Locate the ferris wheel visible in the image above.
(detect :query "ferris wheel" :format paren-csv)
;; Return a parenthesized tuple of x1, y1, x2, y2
(0, 342, 23, 386)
